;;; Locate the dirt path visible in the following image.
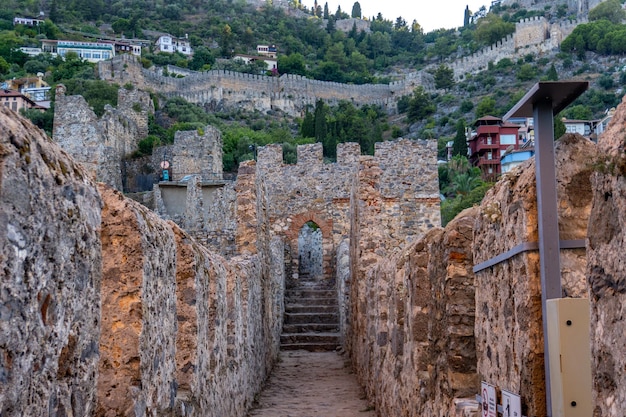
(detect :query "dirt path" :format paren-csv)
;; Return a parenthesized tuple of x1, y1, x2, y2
(247, 350, 376, 417)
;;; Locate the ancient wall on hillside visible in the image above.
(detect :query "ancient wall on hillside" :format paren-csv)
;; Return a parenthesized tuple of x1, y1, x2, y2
(0, 107, 103, 416)
(515, 16, 549, 49)
(99, 55, 407, 117)
(472, 134, 597, 417)
(501, 0, 605, 14)
(53, 84, 153, 190)
(586, 94, 626, 417)
(333, 18, 371, 33)
(450, 17, 586, 79)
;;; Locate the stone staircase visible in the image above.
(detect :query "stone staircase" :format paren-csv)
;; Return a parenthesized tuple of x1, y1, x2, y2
(280, 279, 341, 351)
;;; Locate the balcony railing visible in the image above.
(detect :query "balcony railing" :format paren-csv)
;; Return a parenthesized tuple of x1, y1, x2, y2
(477, 156, 500, 166)
(476, 138, 500, 151)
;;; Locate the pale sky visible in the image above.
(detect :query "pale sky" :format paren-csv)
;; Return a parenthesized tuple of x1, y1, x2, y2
(302, 0, 489, 32)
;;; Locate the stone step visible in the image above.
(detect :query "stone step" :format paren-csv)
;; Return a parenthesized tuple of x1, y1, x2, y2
(282, 323, 339, 333)
(284, 312, 338, 325)
(284, 304, 338, 314)
(280, 342, 340, 352)
(280, 332, 341, 345)
(284, 297, 338, 306)
(285, 289, 336, 299)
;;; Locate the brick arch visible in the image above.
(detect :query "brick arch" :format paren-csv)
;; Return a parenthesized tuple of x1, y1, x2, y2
(285, 211, 333, 242)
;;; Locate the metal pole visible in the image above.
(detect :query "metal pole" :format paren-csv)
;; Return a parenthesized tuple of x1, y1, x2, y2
(534, 98, 562, 417)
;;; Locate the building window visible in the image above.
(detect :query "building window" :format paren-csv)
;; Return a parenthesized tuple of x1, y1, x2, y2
(12, 102, 17, 110)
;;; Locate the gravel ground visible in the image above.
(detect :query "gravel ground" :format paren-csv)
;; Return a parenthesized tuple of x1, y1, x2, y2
(247, 350, 376, 417)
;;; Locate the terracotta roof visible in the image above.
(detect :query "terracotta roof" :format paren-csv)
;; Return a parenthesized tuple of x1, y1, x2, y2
(0, 90, 24, 97)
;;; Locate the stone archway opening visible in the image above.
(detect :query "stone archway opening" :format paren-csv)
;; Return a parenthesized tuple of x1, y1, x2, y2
(297, 221, 323, 283)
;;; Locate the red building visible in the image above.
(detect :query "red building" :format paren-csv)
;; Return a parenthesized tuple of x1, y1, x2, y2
(468, 116, 520, 181)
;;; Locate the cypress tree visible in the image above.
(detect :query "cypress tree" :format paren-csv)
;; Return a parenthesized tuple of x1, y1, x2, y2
(452, 119, 468, 157)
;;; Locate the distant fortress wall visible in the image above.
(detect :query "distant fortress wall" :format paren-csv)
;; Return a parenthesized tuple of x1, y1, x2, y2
(98, 13, 588, 111)
(100, 55, 411, 116)
(450, 16, 587, 79)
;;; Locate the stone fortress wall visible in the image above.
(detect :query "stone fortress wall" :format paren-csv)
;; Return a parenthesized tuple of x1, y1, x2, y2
(449, 16, 588, 79)
(501, 0, 605, 14)
(155, 138, 441, 290)
(99, 54, 413, 117)
(3, 90, 626, 417)
(1, 107, 285, 417)
(52, 84, 153, 190)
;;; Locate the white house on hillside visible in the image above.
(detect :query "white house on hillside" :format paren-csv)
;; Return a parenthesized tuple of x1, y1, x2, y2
(233, 54, 277, 72)
(156, 35, 193, 55)
(14, 16, 45, 26)
(256, 44, 277, 58)
(41, 40, 115, 63)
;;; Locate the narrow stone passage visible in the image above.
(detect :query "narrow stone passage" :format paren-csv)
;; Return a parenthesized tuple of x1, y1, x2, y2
(247, 350, 376, 417)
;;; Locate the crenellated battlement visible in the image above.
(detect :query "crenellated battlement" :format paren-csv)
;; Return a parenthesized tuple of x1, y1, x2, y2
(450, 15, 588, 79)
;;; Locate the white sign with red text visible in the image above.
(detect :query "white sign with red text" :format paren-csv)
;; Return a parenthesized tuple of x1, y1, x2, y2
(481, 381, 497, 417)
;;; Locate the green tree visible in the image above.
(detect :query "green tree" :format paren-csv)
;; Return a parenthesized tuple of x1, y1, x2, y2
(278, 53, 307, 75)
(351, 2, 361, 18)
(474, 14, 515, 45)
(451, 119, 468, 157)
(475, 96, 496, 118)
(301, 107, 315, 137)
(434, 64, 455, 90)
(554, 117, 566, 139)
(516, 63, 537, 81)
(464, 5, 471, 27)
(407, 86, 436, 122)
(545, 63, 558, 81)
(189, 46, 215, 71)
(0, 56, 9, 74)
(589, 0, 625, 24)
(220, 24, 233, 57)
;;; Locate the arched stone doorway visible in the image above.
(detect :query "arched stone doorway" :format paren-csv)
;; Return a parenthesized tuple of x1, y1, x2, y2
(297, 221, 323, 281)
(284, 211, 334, 289)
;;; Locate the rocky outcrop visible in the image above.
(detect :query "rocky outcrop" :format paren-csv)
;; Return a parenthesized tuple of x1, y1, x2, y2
(586, 94, 626, 417)
(0, 106, 102, 416)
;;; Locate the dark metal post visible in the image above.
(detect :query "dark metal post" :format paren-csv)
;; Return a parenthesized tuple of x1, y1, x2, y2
(534, 98, 560, 416)
(503, 81, 588, 417)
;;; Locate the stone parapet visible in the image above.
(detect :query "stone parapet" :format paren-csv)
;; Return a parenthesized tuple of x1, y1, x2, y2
(349, 206, 479, 417)
(0, 107, 102, 417)
(1, 107, 284, 417)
